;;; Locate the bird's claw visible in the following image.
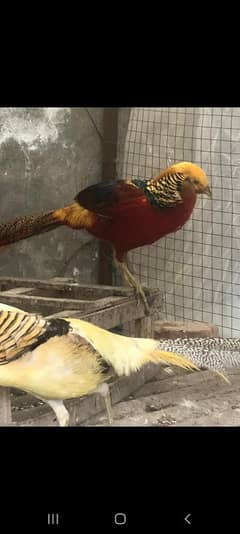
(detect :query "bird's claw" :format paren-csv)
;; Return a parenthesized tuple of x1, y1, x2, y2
(134, 286, 150, 316)
(119, 260, 150, 315)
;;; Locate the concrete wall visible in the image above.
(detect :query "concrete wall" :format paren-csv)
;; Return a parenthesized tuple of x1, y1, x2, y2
(0, 108, 130, 282)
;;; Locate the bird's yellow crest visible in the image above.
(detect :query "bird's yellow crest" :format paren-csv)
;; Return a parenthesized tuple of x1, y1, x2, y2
(161, 161, 211, 196)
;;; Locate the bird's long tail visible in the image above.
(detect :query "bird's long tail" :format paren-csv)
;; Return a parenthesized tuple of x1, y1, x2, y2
(0, 211, 61, 246)
(66, 318, 199, 376)
(157, 337, 240, 383)
(0, 203, 95, 247)
(157, 337, 240, 369)
(67, 319, 240, 380)
(145, 347, 199, 372)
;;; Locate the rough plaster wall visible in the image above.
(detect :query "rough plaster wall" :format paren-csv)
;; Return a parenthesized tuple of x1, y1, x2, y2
(0, 108, 103, 281)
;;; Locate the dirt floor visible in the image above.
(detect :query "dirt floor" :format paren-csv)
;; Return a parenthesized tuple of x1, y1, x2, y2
(83, 367, 240, 426)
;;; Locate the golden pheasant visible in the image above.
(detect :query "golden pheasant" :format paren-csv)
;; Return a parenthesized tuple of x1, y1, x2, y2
(0, 162, 211, 313)
(0, 310, 199, 426)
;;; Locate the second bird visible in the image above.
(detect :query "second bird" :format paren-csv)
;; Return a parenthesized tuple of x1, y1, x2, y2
(0, 162, 211, 313)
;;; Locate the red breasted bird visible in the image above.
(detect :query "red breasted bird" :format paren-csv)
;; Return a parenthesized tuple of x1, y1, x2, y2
(0, 162, 211, 313)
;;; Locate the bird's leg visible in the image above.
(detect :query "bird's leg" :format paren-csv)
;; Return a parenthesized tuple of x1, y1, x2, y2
(118, 260, 150, 315)
(45, 399, 70, 427)
(95, 382, 113, 425)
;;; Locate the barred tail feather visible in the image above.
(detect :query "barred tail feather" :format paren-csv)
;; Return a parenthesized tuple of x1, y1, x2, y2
(0, 211, 61, 246)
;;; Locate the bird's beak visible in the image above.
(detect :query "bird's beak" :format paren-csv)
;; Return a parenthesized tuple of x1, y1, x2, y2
(204, 186, 212, 198)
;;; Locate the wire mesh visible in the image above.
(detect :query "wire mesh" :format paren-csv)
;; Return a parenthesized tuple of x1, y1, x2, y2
(118, 107, 240, 337)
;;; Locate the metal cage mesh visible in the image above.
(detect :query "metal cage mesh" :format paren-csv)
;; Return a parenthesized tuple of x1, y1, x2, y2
(118, 107, 240, 337)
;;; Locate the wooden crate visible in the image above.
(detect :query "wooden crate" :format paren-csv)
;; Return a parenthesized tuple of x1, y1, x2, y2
(0, 276, 163, 426)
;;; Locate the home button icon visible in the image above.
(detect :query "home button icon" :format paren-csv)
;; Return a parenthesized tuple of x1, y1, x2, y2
(114, 513, 127, 526)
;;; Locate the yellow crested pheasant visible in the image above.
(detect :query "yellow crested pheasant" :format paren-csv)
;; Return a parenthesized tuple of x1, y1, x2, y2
(0, 162, 211, 313)
(0, 310, 199, 426)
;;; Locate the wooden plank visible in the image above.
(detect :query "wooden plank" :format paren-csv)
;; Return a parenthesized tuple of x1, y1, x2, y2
(0, 387, 12, 425)
(1, 287, 31, 295)
(78, 291, 162, 328)
(0, 282, 135, 298)
(135, 317, 153, 338)
(0, 291, 131, 315)
(154, 320, 220, 339)
(0, 276, 134, 298)
(0, 278, 163, 321)
(27, 284, 134, 299)
(46, 290, 163, 329)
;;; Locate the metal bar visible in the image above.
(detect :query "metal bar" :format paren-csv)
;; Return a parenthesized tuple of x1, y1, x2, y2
(98, 108, 119, 286)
